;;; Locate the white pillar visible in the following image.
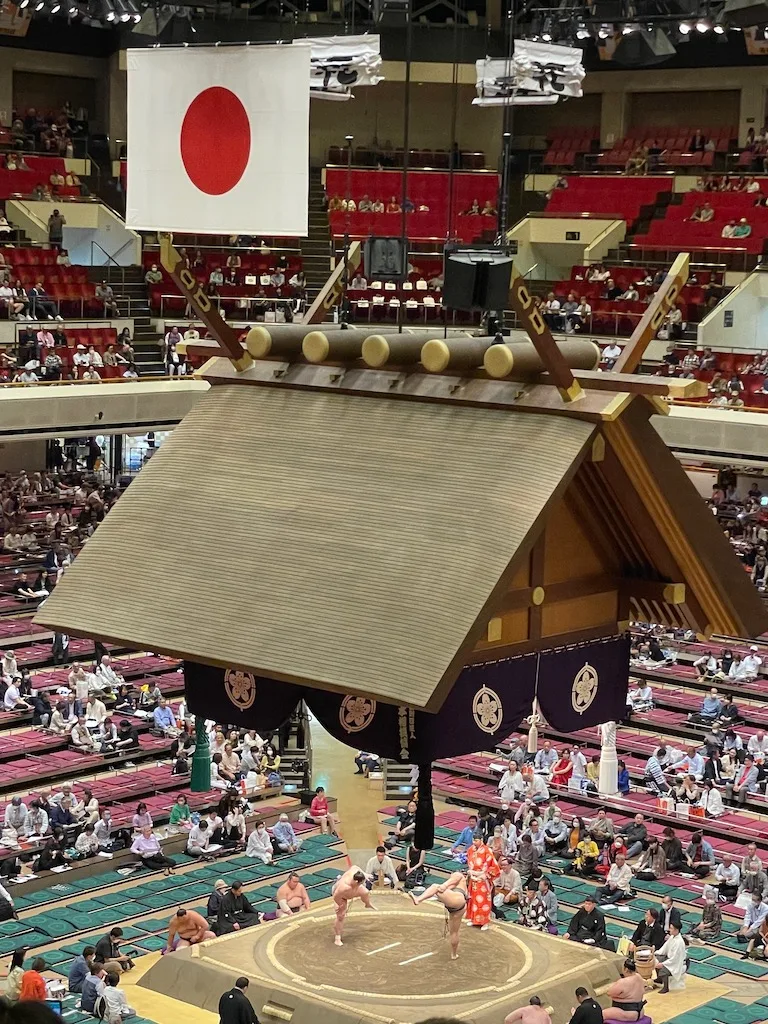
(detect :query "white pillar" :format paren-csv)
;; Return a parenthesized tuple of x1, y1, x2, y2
(598, 721, 619, 796)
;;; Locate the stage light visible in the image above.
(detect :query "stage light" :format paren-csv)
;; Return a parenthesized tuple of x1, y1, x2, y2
(19, 0, 30, 8)
(713, 22, 725, 31)
(695, 18, 710, 31)
(678, 20, 692, 32)
(34, 2, 44, 10)
(598, 23, 610, 36)
(542, 31, 552, 39)
(576, 23, 590, 37)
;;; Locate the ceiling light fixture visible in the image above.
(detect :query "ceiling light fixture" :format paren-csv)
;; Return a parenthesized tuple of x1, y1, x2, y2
(678, 20, 692, 32)
(713, 22, 725, 31)
(695, 18, 710, 31)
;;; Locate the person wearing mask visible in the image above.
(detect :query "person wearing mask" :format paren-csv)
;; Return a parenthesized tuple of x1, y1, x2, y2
(715, 852, 741, 902)
(690, 886, 722, 943)
(736, 890, 768, 944)
(659, 894, 682, 934)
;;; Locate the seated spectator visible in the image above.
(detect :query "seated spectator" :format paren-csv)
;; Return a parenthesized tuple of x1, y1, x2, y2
(464, 199, 481, 215)
(635, 836, 666, 881)
(604, 278, 622, 301)
(690, 128, 708, 151)
(690, 886, 722, 942)
(272, 813, 302, 853)
(621, 284, 639, 301)
(629, 906, 664, 953)
(145, 264, 162, 285)
(87, 344, 104, 368)
(722, 220, 737, 239)
(698, 778, 725, 817)
(385, 800, 416, 847)
(625, 147, 648, 175)
(733, 217, 752, 238)
(68, 946, 96, 993)
(349, 272, 367, 290)
(449, 814, 478, 856)
(602, 342, 622, 368)
(96, 282, 119, 316)
(725, 755, 759, 805)
(98, 969, 136, 1022)
(715, 852, 740, 902)
(517, 883, 549, 930)
(623, 813, 649, 859)
(669, 745, 705, 779)
(80, 963, 106, 1012)
(542, 292, 562, 329)
(386, 196, 401, 213)
(685, 830, 716, 878)
(131, 825, 176, 875)
(152, 696, 179, 737)
(626, 681, 653, 715)
(736, 890, 768, 944)
(28, 281, 59, 320)
(690, 203, 714, 222)
(358, 195, 373, 212)
(481, 200, 497, 216)
(594, 853, 632, 904)
(372, 198, 385, 213)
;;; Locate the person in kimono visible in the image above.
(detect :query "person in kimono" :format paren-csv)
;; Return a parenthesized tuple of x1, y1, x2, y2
(466, 835, 500, 929)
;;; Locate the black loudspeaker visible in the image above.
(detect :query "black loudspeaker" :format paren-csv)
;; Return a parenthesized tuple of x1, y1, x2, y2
(363, 236, 406, 280)
(443, 252, 514, 311)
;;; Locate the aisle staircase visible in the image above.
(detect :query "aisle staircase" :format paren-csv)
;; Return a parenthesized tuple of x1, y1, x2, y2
(86, 265, 165, 375)
(300, 167, 332, 305)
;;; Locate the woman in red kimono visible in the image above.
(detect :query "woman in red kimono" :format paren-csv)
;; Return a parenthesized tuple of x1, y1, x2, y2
(466, 836, 500, 929)
(550, 747, 574, 788)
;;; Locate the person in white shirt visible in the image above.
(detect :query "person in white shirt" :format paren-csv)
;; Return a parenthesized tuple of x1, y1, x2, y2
(742, 646, 763, 679)
(543, 293, 562, 330)
(4, 681, 32, 711)
(73, 344, 89, 367)
(3, 532, 22, 553)
(85, 695, 108, 725)
(498, 760, 525, 803)
(626, 682, 653, 714)
(364, 847, 398, 887)
(71, 715, 100, 752)
(245, 820, 274, 863)
(3, 798, 27, 832)
(715, 852, 741, 900)
(187, 820, 214, 859)
(527, 773, 550, 803)
(349, 273, 368, 291)
(594, 853, 633, 904)
(602, 343, 622, 366)
(97, 656, 124, 691)
(571, 747, 588, 778)
(100, 971, 135, 1023)
(653, 921, 687, 993)
(694, 652, 718, 678)
(748, 730, 768, 761)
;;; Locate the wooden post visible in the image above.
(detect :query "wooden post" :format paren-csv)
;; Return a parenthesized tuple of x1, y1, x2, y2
(613, 253, 690, 375)
(159, 235, 252, 372)
(508, 272, 584, 403)
(304, 241, 363, 325)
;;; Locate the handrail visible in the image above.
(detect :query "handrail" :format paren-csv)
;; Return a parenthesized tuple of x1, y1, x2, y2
(0, 374, 193, 389)
(143, 242, 303, 256)
(673, 398, 768, 414)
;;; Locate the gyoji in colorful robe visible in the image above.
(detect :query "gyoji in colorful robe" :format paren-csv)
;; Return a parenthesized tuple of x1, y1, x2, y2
(466, 838, 500, 927)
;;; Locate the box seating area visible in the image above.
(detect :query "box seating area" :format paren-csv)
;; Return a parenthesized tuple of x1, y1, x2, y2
(324, 168, 499, 243)
(634, 191, 767, 254)
(545, 175, 673, 224)
(347, 254, 445, 323)
(597, 125, 736, 169)
(327, 145, 485, 169)
(379, 808, 768, 994)
(541, 127, 599, 168)
(141, 248, 303, 315)
(548, 264, 712, 337)
(0, 156, 80, 201)
(1, 246, 98, 318)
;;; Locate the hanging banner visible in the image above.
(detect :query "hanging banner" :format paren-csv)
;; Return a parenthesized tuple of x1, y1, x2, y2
(183, 634, 628, 761)
(308, 34, 384, 100)
(474, 43, 585, 107)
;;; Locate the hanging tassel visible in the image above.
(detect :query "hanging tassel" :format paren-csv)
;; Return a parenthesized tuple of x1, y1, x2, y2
(414, 761, 434, 850)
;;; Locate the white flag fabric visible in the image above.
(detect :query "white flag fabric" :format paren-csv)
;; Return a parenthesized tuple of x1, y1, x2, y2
(474, 43, 585, 107)
(309, 34, 383, 100)
(126, 45, 310, 236)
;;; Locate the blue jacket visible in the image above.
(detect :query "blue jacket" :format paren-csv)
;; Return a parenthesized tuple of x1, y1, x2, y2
(68, 956, 90, 993)
(451, 826, 475, 851)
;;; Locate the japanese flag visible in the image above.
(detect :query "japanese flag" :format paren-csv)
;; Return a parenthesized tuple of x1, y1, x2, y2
(126, 44, 310, 236)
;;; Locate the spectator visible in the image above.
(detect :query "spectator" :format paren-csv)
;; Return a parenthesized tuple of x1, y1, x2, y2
(690, 203, 714, 222)
(145, 264, 162, 285)
(542, 292, 562, 329)
(604, 278, 622, 301)
(715, 852, 740, 901)
(594, 853, 632, 904)
(350, 272, 367, 290)
(690, 886, 722, 942)
(722, 220, 737, 239)
(564, 896, 609, 947)
(733, 217, 752, 238)
(685, 830, 716, 878)
(635, 836, 666, 881)
(273, 813, 302, 853)
(386, 196, 401, 213)
(602, 342, 622, 368)
(725, 755, 759, 805)
(131, 825, 176, 875)
(690, 128, 708, 151)
(28, 281, 59, 320)
(47, 208, 66, 250)
(99, 969, 136, 1023)
(735, 890, 768, 944)
(68, 946, 96, 993)
(20, 957, 47, 1000)
(623, 813, 649, 859)
(96, 282, 119, 317)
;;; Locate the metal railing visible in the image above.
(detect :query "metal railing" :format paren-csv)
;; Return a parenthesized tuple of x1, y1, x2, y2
(158, 292, 295, 321)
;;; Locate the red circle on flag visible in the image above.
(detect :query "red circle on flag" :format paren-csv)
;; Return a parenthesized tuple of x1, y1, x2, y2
(180, 87, 251, 195)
